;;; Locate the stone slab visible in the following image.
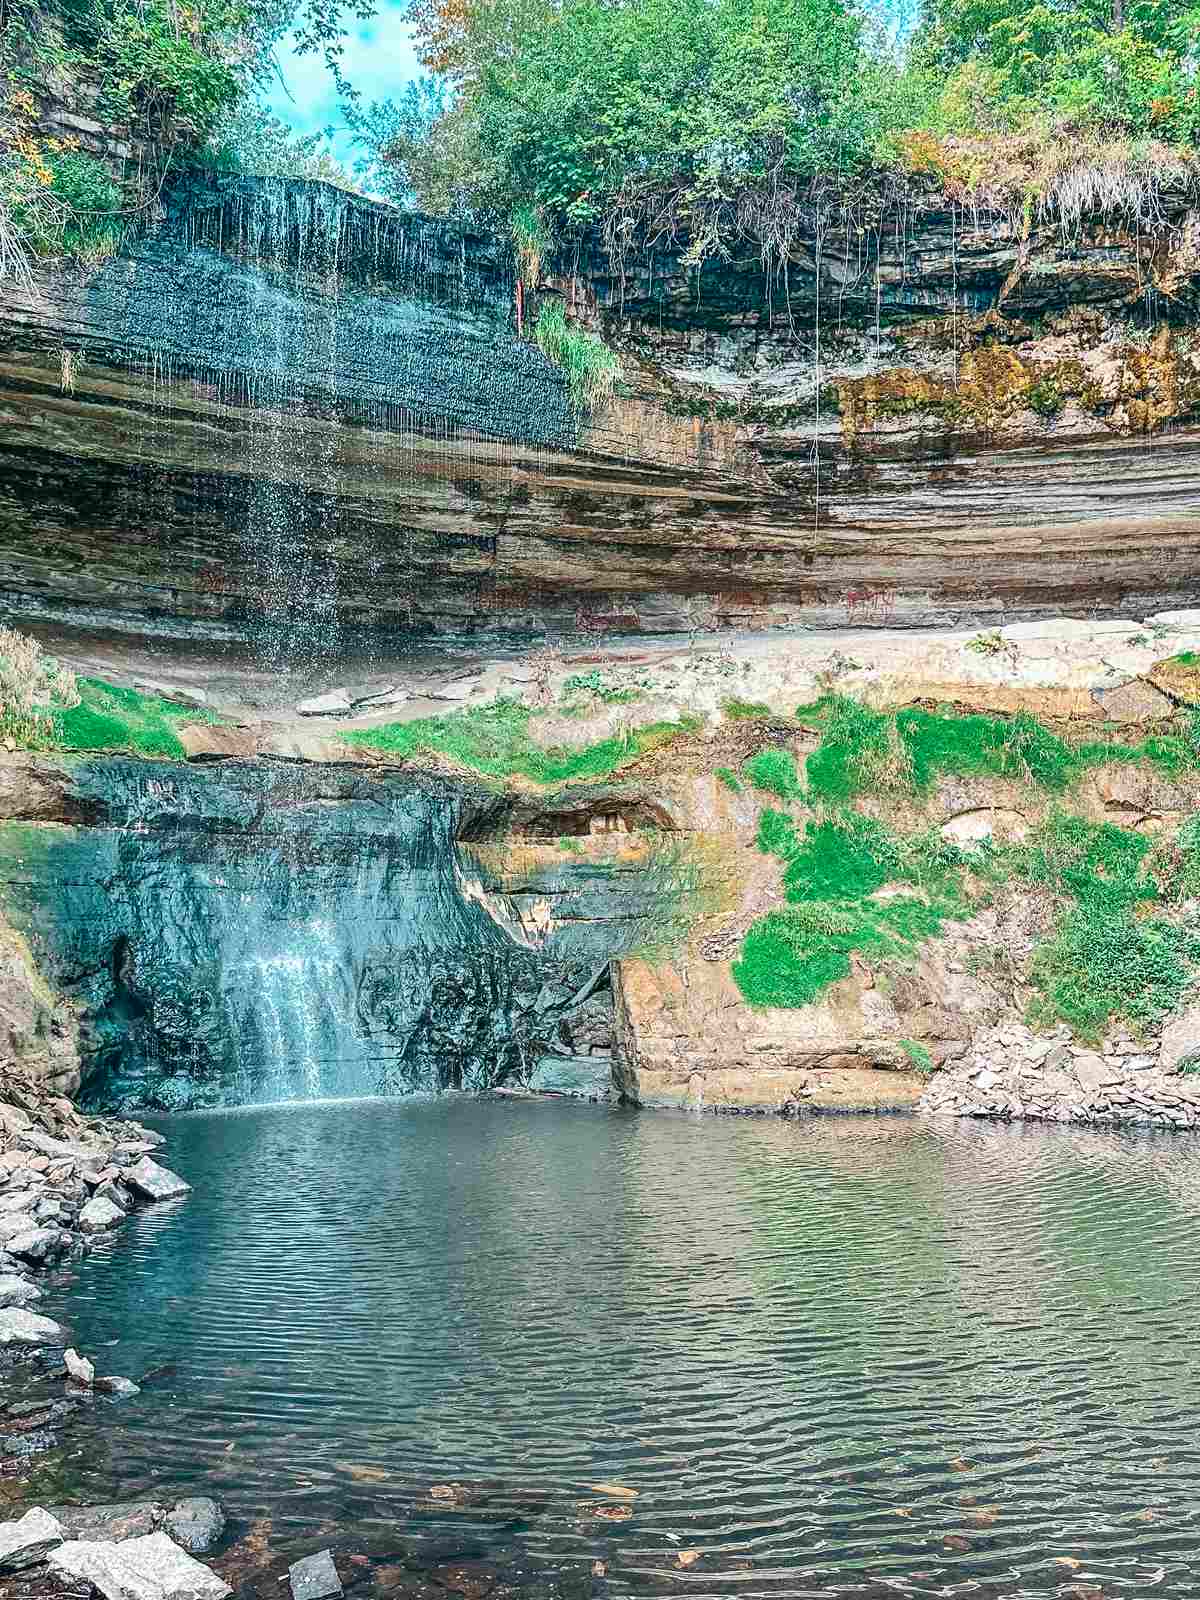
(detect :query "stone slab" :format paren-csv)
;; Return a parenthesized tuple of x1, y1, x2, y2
(289, 1550, 343, 1600)
(0, 1507, 65, 1571)
(0, 1307, 67, 1345)
(50, 1531, 231, 1600)
(124, 1157, 191, 1203)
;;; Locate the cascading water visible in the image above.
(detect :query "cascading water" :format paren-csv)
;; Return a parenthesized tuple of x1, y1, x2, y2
(0, 757, 662, 1110)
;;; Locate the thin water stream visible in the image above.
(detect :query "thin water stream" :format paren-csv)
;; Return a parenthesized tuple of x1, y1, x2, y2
(27, 1098, 1200, 1598)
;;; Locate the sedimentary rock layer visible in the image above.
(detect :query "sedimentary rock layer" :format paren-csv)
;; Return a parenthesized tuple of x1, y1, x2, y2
(3, 174, 1200, 655)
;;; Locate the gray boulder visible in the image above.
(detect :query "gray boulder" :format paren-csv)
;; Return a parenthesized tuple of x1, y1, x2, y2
(0, 1307, 67, 1345)
(289, 1550, 343, 1600)
(79, 1195, 125, 1233)
(0, 1506, 65, 1571)
(65, 1347, 96, 1386)
(297, 689, 352, 717)
(164, 1499, 225, 1555)
(50, 1531, 231, 1600)
(124, 1158, 191, 1203)
(0, 1274, 41, 1308)
(8, 1226, 64, 1263)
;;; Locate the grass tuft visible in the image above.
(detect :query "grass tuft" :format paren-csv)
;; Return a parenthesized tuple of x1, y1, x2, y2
(534, 300, 619, 415)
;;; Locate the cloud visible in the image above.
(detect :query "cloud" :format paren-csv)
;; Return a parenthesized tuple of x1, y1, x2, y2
(265, 4, 420, 169)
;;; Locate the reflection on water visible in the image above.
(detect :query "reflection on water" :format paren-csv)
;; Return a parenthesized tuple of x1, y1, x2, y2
(31, 1100, 1200, 1597)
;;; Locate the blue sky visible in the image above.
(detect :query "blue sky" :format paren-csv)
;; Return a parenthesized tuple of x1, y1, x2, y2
(265, 3, 419, 171)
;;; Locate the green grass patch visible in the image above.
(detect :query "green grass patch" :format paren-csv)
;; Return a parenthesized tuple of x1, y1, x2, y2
(899, 1039, 933, 1072)
(744, 749, 803, 800)
(343, 698, 697, 785)
(723, 698, 773, 720)
(715, 766, 743, 793)
(733, 807, 974, 1008)
(534, 300, 619, 415)
(803, 695, 1200, 805)
(51, 678, 219, 758)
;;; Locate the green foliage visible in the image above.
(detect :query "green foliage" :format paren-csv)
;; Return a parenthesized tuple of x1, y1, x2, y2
(52, 678, 219, 758)
(802, 695, 1200, 805)
(723, 698, 773, 720)
(1030, 903, 1200, 1040)
(744, 748, 803, 800)
(533, 300, 619, 414)
(343, 698, 696, 784)
(914, 0, 1200, 144)
(1017, 811, 1200, 1040)
(716, 765, 743, 793)
(735, 804, 973, 1007)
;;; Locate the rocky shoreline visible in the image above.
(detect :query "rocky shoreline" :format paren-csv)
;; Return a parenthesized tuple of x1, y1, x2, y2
(921, 1016, 1200, 1130)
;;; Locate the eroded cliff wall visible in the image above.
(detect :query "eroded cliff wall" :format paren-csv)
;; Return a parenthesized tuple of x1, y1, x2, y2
(3, 172, 1200, 660)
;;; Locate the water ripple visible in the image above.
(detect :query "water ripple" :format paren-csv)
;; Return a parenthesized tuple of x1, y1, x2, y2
(33, 1101, 1200, 1597)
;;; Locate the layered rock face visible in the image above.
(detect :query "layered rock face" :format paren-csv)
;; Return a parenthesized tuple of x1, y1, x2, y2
(0, 919, 79, 1098)
(0, 753, 681, 1110)
(3, 172, 1200, 662)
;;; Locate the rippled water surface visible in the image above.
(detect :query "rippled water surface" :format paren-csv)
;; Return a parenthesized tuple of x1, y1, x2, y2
(36, 1098, 1200, 1597)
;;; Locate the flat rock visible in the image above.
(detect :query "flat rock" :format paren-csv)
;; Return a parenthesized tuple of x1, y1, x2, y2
(79, 1195, 125, 1232)
(289, 1549, 343, 1600)
(349, 686, 408, 710)
(97, 1375, 141, 1398)
(47, 1502, 164, 1542)
(0, 1506, 65, 1571)
(0, 1274, 41, 1308)
(163, 1499, 225, 1555)
(296, 690, 352, 717)
(1090, 679, 1175, 721)
(124, 1158, 191, 1203)
(1073, 1052, 1120, 1092)
(21, 1132, 106, 1163)
(0, 1307, 67, 1345)
(50, 1531, 231, 1600)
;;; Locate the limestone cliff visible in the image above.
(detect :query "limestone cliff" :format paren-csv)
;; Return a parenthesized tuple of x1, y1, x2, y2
(0, 916, 80, 1098)
(3, 171, 1200, 662)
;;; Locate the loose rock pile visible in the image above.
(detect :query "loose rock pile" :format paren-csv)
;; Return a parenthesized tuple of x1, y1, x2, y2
(0, 1066, 189, 1293)
(922, 1018, 1200, 1128)
(0, 1499, 228, 1600)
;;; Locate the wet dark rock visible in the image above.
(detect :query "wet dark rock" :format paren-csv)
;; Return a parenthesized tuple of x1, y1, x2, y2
(164, 1498, 225, 1556)
(7, 1227, 65, 1265)
(1, 759, 633, 1113)
(46, 1501, 167, 1541)
(527, 1056, 612, 1099)
(289, 1549, 344, 1600)
(0, 1428, 57, 1456)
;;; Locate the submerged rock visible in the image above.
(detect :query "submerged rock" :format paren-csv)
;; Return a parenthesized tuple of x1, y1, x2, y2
(163, 1499, 225, 1556)
(0, 1507, 65, 1571)
(50, 1530, 231, 1600)
(96, 1374, 141, 1398)
(289, 1549, 343, 1600)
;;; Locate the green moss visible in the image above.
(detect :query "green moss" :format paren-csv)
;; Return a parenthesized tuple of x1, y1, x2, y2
(899, 1039, 933, 1072)
(723, 698, 773, 720)
(343, 698, 697, 785)
(744, 749, 803, 799)
(52, 678, 219, 757)
(715, 766, 743, 793)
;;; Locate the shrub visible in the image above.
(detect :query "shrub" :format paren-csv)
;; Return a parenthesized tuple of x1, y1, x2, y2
(899, 1038, 934, 1072)
(716, 765, 743, 793)
(0, 626, 77, 745)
